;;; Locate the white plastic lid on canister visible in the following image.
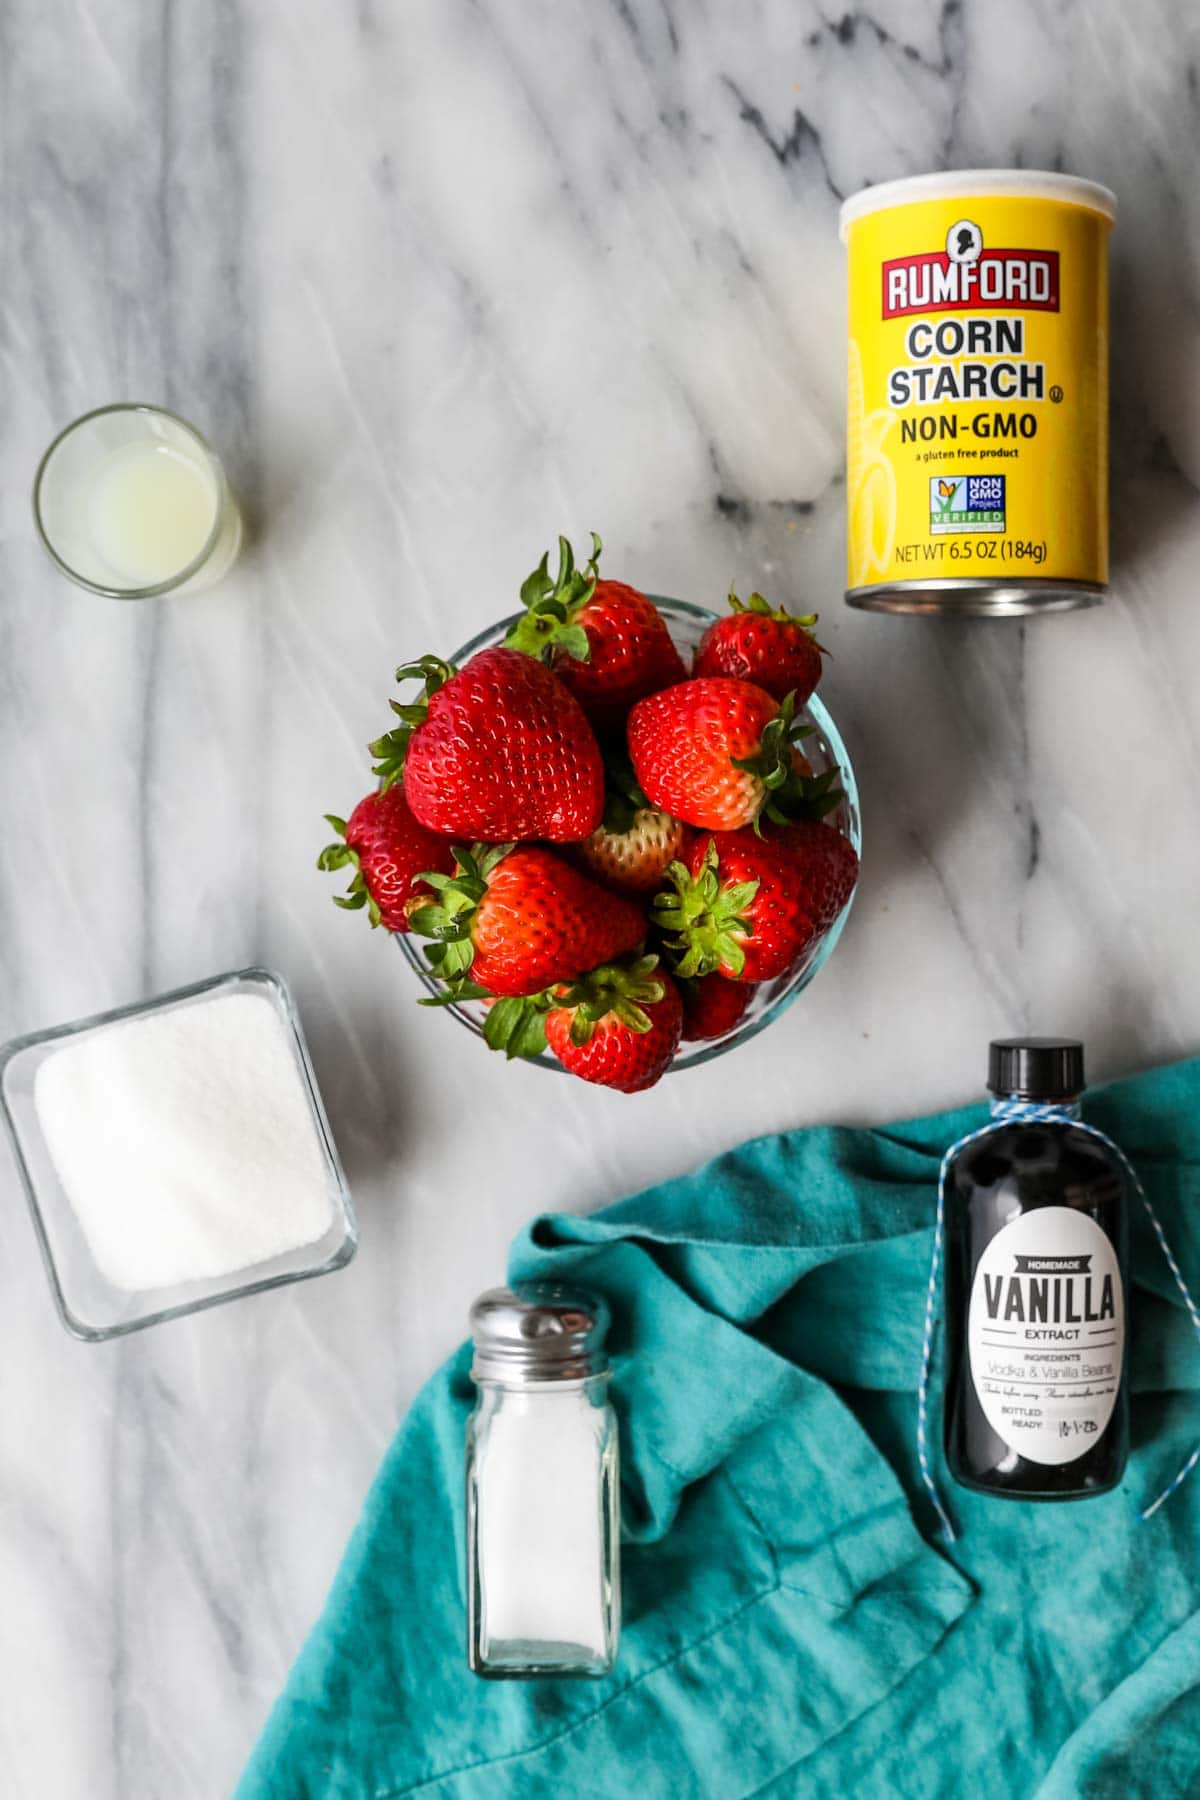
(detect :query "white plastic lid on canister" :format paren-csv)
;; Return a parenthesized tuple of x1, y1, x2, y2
(839, 169, 1117, 239)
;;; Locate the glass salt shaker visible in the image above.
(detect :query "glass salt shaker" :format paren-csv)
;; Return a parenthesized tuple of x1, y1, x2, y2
(466, 1283, 620, 1678)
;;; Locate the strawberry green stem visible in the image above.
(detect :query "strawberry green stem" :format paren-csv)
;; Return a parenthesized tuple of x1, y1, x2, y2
(405, 843, 514, 987)
(369, 655, 457, 791)
(651, 846, 758, 979)
(551, 953, 666, 1047)
(317, 814, 383, 927)
(480, 992, 553, 1060)
(727, 586, 828, 657)
(503, 532, 603, 665)
(726, 690, 845, 830)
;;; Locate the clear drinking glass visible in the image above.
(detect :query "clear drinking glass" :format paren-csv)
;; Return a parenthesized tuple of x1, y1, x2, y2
(33, 403, 243, 598)
(467, 1287, 621, 1678)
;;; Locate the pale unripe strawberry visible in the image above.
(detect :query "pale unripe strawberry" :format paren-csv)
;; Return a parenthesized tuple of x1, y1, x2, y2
(574, 807, 688, 897)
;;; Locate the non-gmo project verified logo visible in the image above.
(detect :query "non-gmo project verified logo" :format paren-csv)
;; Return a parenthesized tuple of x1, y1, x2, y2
(929, 474, 1006, 533)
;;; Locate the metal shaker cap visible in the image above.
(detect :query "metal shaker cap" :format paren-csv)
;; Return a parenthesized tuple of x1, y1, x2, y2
(469, 1283, 611, 1382)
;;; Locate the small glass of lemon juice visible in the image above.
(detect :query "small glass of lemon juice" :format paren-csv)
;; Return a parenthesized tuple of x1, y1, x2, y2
(33, 404, 242, 598)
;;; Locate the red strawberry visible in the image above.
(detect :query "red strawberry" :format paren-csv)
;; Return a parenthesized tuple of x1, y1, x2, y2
(504, 534, 685, 721)
(545, 956, 683, 1092)
(628, 678, 809, 832)
(407, 844, 646, 998)
(678, 973, 753, 1042)
(652, 831, 818, 983)
(694, 588, 825, 704)
(370, 649, 603, 843)
(317, 788, 457, 932)
(774, 820, 859, 931)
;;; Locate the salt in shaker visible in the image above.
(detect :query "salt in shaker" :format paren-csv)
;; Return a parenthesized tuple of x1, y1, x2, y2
(466, 1283, 620, 1678)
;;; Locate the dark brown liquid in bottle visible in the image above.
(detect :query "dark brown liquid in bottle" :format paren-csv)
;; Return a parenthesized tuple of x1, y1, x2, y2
(944, 1113, 1129, 1500)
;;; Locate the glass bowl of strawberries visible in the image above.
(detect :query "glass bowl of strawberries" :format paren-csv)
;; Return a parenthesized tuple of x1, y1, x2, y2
(321, 538, 860, 1093)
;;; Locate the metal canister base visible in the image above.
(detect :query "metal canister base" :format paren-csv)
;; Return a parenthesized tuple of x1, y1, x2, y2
(845, 577, 1106, 618)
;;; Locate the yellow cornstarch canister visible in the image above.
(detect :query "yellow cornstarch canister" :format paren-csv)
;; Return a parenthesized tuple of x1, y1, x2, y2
(840, 171, 1116, 616)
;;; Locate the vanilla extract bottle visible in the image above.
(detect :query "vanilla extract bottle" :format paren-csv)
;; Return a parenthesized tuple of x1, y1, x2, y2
(943, 1039, 1130, 1501)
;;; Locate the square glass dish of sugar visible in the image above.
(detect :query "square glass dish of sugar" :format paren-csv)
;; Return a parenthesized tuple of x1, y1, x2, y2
(0, 968, 356, 1339)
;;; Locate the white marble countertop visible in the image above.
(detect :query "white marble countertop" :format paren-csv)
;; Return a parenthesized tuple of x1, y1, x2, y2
(3, 2, 1199, 1793)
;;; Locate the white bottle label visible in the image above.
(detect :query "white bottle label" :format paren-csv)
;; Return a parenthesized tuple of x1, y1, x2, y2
(967, 1206, 1124, 1466)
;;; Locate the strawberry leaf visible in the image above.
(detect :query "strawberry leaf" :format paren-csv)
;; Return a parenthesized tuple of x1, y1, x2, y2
(651, 845, 756, 980)
(317, 843, 353, 872)
(482, 993, 551, 1060)
(557, 623, 592, 663)
(369, 656, 458, 790)
(424, 938, 476, 981)
(503, 532, 604, 665)
(418, 980, 492, 1007)
(727, 690, 842, 830)
(405, 843, 515, 980)
(368, 729, 410, 793)
(520, 552, 554, 610)
(600, 754, 652, 836)
(550, 952, 666, 1047)
(318, 816, 381, 925)
(761, 766, 845, 826)
(727, 584, 819, 630)
(393, 654, 456, 694)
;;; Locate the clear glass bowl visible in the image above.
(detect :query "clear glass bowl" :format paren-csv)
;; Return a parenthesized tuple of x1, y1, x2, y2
(397, 596, 862, 1073)
(0, 968, 357, 1339)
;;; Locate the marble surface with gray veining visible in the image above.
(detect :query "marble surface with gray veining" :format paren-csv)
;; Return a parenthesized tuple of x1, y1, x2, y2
(2, 2, 1199, 1793)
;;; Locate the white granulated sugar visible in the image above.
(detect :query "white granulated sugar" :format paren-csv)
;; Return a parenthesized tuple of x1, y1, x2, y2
(34, 991, 336, 1292)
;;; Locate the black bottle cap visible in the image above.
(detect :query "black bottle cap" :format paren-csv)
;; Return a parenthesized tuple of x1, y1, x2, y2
(988, 1037, 1085, 1100)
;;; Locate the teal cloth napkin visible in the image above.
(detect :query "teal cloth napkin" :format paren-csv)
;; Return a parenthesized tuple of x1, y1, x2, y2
(238, 1057, 1200, 1799)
